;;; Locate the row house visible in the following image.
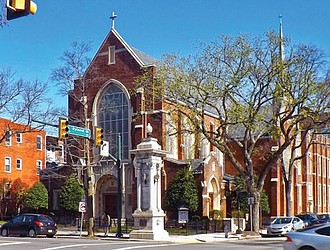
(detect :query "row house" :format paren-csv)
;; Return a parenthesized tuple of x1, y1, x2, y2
(0, 118, 46, 186)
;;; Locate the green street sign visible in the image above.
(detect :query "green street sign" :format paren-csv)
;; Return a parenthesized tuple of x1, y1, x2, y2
(68, 125, 91, 139)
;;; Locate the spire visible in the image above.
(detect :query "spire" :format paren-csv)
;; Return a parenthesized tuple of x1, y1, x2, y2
(279, 14, 285, 61)
(110, 11, 117, 29)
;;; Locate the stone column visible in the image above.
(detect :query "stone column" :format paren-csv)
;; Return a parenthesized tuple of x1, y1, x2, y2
(129, 135, 169, 240)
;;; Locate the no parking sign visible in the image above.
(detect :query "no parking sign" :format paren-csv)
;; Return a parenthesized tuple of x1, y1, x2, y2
(79, 202, 86, 213)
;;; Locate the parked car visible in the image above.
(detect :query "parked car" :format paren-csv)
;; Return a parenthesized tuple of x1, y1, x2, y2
(296, 212, 321, 227)
(284, 223, 330, 250)
(0, 213, 57, 238)
(317, 213, 330, 223)
(267, 216, 305, 236)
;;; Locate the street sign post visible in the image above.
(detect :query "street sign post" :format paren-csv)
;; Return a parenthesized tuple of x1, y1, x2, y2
(68, 125, 91, 139)
(248, 197, 254, 231)
(79, 201, 86, 238)
(79, 202, 86, 212)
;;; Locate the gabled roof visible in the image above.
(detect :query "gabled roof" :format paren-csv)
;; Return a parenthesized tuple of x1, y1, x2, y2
(110, 28, 157, 67)
(84, 28, 157, 77)
(132, 47, 158, 67)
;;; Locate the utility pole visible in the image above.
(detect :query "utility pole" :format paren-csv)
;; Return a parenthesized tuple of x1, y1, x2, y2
(83, 97, 94, 237)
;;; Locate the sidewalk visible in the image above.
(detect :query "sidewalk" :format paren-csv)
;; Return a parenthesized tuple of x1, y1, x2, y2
(56, 227, 259, 243)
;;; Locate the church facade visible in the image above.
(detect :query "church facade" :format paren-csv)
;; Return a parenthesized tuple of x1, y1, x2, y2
(67, 24, 227, 221)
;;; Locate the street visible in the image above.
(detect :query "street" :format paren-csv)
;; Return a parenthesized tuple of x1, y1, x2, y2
(0, 236, 286, 250)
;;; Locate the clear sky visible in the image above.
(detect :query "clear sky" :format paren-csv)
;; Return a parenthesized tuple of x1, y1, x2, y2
(1, 0, 330, 111)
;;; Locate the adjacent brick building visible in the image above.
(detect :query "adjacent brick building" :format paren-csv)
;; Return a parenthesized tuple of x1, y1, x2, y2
(0, 118, 46, 186)
(0, 118, 46, 217)
(226, 130, 330, 223)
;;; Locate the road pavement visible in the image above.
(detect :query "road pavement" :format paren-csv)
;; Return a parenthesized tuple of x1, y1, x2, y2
(56, 227, 262, 243)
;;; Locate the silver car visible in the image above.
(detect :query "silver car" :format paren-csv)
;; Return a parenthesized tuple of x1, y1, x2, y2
(284, 224, 330, 250)
(267, 216, 305, 236)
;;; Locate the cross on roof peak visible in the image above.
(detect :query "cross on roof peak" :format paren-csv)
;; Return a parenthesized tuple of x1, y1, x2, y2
(110, 11, 117, 29)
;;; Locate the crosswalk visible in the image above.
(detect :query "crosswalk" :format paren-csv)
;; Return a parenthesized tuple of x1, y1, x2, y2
(0, 241, 30, 247)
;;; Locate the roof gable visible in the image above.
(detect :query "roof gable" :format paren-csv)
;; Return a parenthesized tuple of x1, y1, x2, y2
(84, 28, 157, 77)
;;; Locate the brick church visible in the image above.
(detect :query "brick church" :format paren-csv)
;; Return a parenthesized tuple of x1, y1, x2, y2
(67, 18, 227, 221)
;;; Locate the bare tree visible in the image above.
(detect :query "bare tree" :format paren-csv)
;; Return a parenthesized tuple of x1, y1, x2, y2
(0, 0, 7, 28)
(50, 41, 95, 236)
(153, 31, 330, 232)
(51, 41, 91, 98)
(0, 66, 58, 140)
(50, 41, 92, 166)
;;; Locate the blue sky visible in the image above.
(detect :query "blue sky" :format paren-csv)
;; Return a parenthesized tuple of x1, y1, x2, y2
(1, 0, 330, 111)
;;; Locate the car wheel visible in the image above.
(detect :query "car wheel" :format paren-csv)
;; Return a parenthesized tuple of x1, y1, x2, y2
(28, 229, 36, 238)
(1, 228, 9, 237)
(299, 247, 315, 250)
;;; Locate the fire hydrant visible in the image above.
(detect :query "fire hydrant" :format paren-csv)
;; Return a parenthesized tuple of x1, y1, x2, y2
(224, 225, 229, 238)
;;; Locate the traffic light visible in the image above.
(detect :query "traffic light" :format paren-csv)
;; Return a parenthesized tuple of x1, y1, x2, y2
(59, 118, 69, 140)
(6, 0, 37, 20)
(95, 127, 104, 146)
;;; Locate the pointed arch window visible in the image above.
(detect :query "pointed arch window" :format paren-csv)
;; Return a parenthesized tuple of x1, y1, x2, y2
(98, 84, 129, 160)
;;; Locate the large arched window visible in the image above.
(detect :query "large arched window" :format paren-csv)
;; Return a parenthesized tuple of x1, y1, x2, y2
(98, 84, 129, 160)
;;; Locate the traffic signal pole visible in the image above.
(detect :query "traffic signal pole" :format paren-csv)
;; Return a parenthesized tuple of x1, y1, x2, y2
(85, 133, 94, 236)
(84, 101, 94, 237)
(116, 134, 123, 238)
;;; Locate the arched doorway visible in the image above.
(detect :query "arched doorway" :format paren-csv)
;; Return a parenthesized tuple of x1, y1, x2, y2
(95, 175, 118, 219)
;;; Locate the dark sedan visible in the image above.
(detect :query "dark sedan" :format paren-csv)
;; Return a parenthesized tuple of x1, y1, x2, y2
(296, 212, 321, 227)
(0, 213, 57, 238)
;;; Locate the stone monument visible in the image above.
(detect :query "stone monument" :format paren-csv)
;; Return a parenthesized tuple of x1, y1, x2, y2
(129, 123, 169, 240)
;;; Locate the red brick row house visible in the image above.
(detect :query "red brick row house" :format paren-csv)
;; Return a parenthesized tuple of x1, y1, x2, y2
(0, 118, 46, 186)
(0, 118, 46, 216)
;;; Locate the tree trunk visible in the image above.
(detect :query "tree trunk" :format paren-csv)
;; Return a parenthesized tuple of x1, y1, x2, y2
(286, 179, 293, 216)
(282, 158, 293, 217)
(252, 197, 260, 232)
(247, 181, 261, 232)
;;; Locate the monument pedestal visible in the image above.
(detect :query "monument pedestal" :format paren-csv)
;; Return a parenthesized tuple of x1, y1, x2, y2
(129, 131, 169, 240)
(129, 210, 169, 240)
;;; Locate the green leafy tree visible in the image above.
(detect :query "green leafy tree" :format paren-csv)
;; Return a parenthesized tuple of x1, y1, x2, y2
(151, 31, 329, 232)
(231, 175, 270, 214)
(164, 168, 198, 212)
(59, 175, 84, 212)
(24, 182, 48, 211)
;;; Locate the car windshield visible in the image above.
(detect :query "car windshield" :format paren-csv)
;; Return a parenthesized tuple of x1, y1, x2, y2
(273, 217, 292, 224)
